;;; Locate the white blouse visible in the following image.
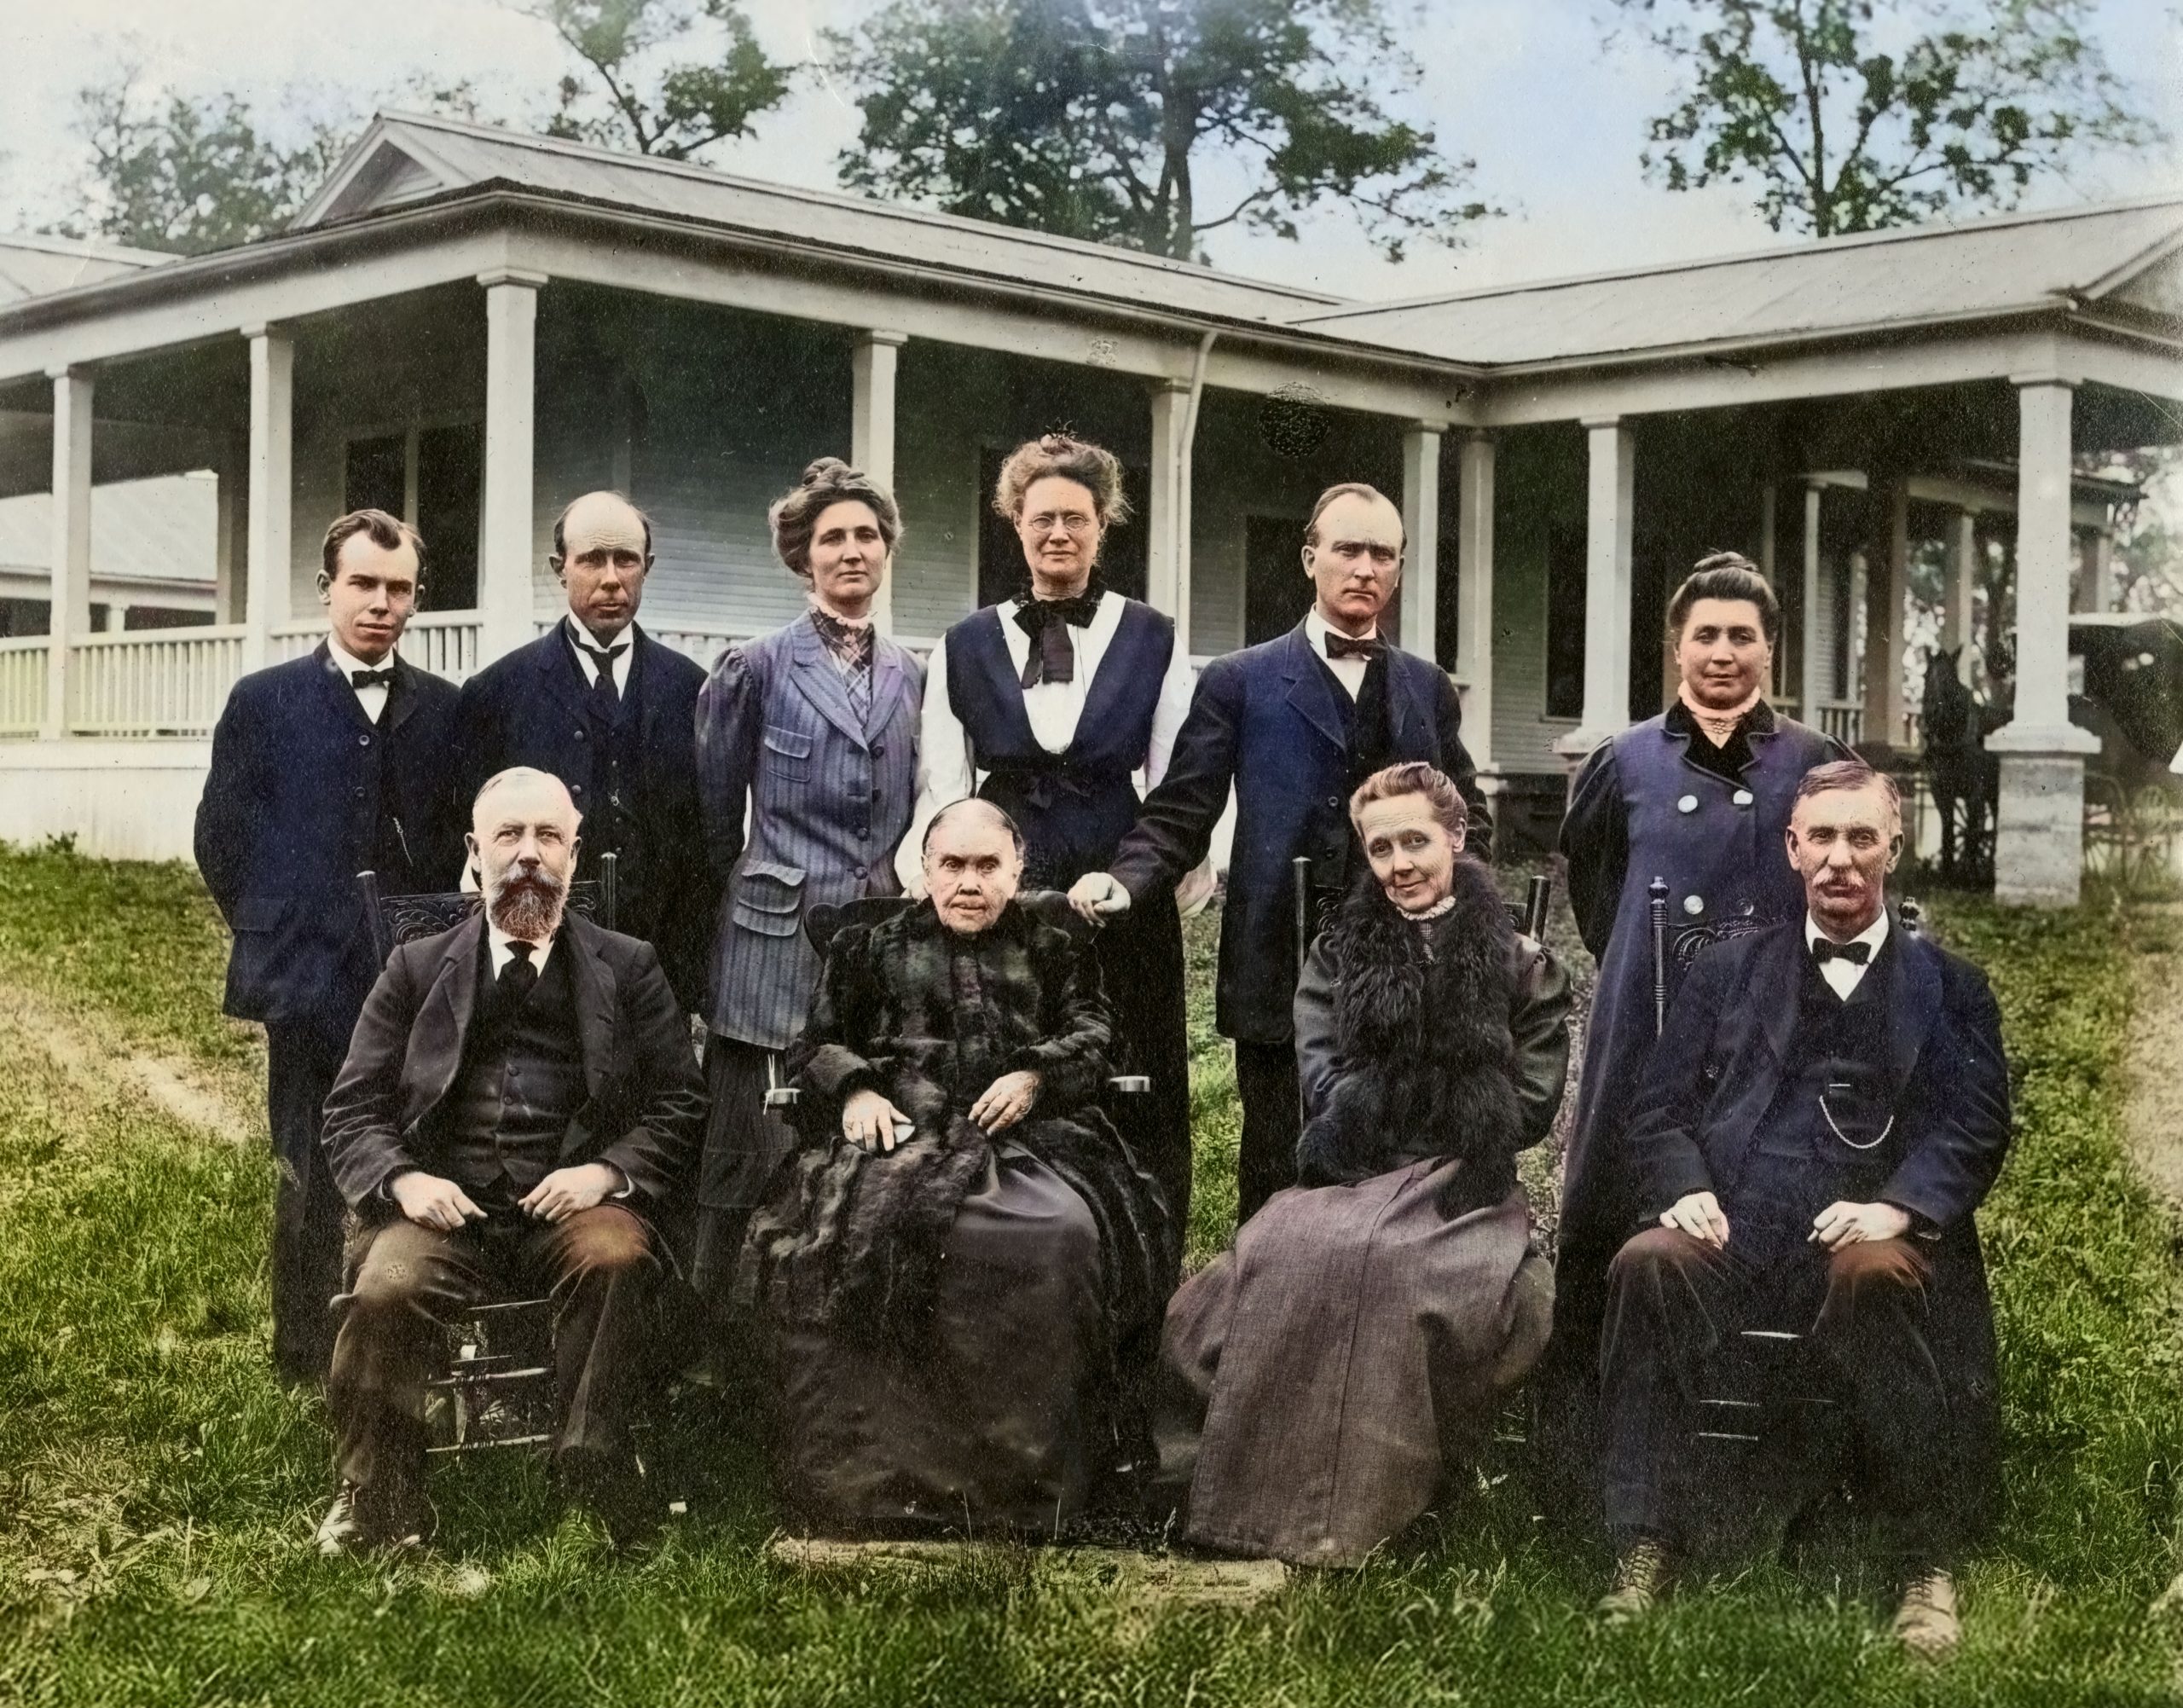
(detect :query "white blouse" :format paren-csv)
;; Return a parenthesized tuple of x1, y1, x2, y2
(896, 591, 1212, 911)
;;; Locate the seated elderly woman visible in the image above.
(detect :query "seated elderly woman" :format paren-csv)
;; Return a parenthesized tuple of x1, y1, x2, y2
(1161, 761, 1572, 1565)
(738, 798, 1173, 1534)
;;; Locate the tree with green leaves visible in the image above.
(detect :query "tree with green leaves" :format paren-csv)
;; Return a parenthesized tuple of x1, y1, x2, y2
(1611, 0, 2159, 236)
(523, 0, 796, 160)
(828, 0, 1490, 263)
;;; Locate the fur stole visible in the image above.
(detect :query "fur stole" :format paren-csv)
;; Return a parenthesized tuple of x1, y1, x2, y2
(1296, 856, 1526, 1201)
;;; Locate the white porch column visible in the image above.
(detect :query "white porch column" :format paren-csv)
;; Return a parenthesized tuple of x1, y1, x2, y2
(1455, 429, 1496, 772)
(1862, 478, 1908, 749)
(1758, 482, 1781, 698)
(1555, 416, 1636, 761)
(242, 326, 293, 673)
(1989, 376, 2100, 906)
(42, 366, 92, 739)
(478, 270, 544, 663)
(1398, 422, 1443, 663)
(851, 330, 906, 635)
(1145, 379, 1190, 646)
(1942, 507, 1978, 683)
(213, 440, 245, 625)
(1799, 482, 1825, 720)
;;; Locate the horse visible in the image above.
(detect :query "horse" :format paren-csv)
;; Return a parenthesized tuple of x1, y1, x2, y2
(1920, 647, 2001, 883)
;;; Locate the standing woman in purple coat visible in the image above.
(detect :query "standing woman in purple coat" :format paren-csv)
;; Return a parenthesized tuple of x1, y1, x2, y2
(898, 433, 1204, 1236)
(1536, 553, 1849, 1518)
(691, 460, 924, 1311)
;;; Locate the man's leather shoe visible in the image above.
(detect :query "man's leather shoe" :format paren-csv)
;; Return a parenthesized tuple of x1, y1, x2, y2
(316, 1482, 429, 1557)
(1597, 1536, 1673, 1623)
(1892, 1566, 1960, 1659)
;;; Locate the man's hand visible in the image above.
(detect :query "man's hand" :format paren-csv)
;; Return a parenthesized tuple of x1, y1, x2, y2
(519, 1162, 622, 1224)
(1659, 1190, 1730, 1249)
(843, 1088, 911, 1154)
(1810, 1200, 1913, 1250)
(968, 1069, 1041, 1134)
(390, 1171, 487, 1233)
(1068, 872, 1130, 925)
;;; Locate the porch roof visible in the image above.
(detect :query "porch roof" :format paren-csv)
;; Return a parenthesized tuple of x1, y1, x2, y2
(295, 112, 1347, 328)
(0, 234, 173, 306)
(1287, 195, 2183, 368)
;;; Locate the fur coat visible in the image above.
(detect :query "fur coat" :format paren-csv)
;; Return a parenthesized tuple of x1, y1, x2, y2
(1293, 858, 1572, 1214)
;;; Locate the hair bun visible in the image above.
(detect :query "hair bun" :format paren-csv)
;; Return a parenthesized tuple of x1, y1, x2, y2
(802, 456, 853, 487)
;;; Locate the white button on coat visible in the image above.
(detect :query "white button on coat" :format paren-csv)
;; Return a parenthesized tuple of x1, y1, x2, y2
(1676, 794, 1699, 813)
(1733, 789, 1754, 807)
(1683, 895, 1705, 916)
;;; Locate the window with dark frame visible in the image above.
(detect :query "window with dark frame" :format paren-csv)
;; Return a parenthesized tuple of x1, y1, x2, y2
(1544, 521, 1586, 720)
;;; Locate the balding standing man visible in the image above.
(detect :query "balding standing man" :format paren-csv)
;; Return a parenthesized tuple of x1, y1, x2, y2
(455, 492, 711, 1011)
(1070, 483, 1489, 1224)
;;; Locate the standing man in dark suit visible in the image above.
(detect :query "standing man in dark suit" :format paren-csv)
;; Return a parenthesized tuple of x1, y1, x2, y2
(194, 509, 462, 1385)
(1593, 760, 2009, 1660)
(1069, 483, 1489, 1224)
(455, 490, 711, 1011)
(316, 767, 705, 1554)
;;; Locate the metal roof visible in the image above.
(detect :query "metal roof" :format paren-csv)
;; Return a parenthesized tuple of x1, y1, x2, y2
(1286, 196, 2183, 367)
(298, 113, 1345, 327)
(0, 471, 216, 586)
(0, 233, 172, 307)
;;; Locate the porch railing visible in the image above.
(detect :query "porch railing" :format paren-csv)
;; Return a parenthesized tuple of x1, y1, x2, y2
(67, 627, 246, 737)
(0, 636, 48, 738)
(1817, 702, 1864, 745)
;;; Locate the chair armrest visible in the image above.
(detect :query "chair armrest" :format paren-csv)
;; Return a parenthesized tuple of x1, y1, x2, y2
(1107, 1074, 1151, 1096)
(762, 1086, 802, 1110)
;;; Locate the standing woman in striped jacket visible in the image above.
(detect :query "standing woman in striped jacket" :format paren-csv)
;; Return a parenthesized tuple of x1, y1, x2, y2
(690, 459, 924, 1312)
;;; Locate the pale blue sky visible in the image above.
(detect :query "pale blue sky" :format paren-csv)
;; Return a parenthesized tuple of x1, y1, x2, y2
(3, 0, 2178, 298)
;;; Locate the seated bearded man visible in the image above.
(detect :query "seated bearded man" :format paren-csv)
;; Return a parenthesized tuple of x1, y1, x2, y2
(1161, 761, 1572, 1565)
(316, 767, 705, 1554)
(1595, 760, 2011, 1661)
(738, 799, 1173, 1535)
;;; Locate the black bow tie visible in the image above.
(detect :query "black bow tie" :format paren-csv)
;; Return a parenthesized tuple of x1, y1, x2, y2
(1811, 938, 1873, 966)
(350, 667, 394, 690)
(1014, 589, 1103, 688)
(1324, 631, 1382, 662)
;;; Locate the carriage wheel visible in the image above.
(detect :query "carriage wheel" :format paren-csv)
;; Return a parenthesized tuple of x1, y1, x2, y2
(2123, 787, 2183, 894)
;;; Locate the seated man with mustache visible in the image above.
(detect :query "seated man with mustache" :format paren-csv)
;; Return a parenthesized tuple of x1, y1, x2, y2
(738, 798, 1174, 1535)
(316, 767, 705, 1554)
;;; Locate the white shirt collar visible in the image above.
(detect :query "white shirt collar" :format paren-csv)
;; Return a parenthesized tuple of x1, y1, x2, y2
(327, 635, 393, 680)
(1805, 908, 1889, 996)
(1305, 607, 1378, 658)
(563, 614, 636, 691)
(487, 915, 556, 978)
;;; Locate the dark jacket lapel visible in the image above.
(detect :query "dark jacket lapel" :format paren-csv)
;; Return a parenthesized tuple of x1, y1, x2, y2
(871, 635, 912, 736)
(532, 622, 592, 725)
(1387, 647, 1431, 750)
(405, 913, 484, 1120)
(1752, 922, 1807, 1075)
(1281, 622, 1349, 756)
(564, 914, 619, 1100)
(1882, 919, 1943, 1094)
(385, 651, 424, 731)
(313, 640, 374, 735)
(786, 616, 870, 750)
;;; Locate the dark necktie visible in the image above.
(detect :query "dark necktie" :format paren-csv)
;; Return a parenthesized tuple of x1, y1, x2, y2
(1811, 938, 1873, 966)
(351, 667, 394, 691)
(498, 940, 539, 1010)
(576, 639, 628, 709)
(1324, 631, 1383, 663)
(1014, 588, 1103, 688)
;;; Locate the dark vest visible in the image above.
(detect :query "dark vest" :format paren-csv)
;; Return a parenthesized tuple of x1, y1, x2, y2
(947, 596, 1175, 889)
(443, 937, 587, 1210)
(565, 630, 645, 866)
(1727, 936, 1902, 1267)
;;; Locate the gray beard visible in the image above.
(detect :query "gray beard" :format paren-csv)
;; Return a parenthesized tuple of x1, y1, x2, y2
(489, 871, 565, 941)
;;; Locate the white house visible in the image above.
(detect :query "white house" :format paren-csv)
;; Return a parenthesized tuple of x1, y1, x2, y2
(0, 113, 2176, 902)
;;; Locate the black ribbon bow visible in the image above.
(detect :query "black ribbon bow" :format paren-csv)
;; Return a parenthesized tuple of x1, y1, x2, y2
(350, 667, 394, 690)
(1013, 585, 1104, 688)
(1811, 937, 1873, 966)
(1323, 631, 1383, 662)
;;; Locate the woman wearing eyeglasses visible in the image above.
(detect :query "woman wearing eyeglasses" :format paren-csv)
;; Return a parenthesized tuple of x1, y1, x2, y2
(898, 431, 1203, 1250)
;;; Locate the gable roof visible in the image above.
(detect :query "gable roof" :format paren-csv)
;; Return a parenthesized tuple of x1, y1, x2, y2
(1286, 195, 2183, 368)
(295, 112, 1346, 328)
(0, 232, 174, 307)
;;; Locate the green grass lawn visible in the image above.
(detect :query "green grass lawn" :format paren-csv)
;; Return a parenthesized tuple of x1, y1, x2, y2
(0, 840, 2180, 1705)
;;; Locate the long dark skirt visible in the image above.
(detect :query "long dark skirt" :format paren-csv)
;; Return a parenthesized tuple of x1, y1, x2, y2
(1162, 1164, 1550, 1566)
(1092, 895, 1193, 1236)
(776, 1146, 1108, 1535)
(692, 1035, 794, 1310)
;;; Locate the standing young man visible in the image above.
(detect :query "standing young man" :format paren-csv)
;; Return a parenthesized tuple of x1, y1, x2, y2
(455, 491, 710, 1012)
(194, 509, 462, 1384)
(1070, 483, 1488, 1225)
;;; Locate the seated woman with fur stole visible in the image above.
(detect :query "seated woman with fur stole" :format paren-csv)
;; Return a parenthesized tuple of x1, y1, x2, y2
(1160, 761, 1571, 1565)
(737, 798, 1173, 1536)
